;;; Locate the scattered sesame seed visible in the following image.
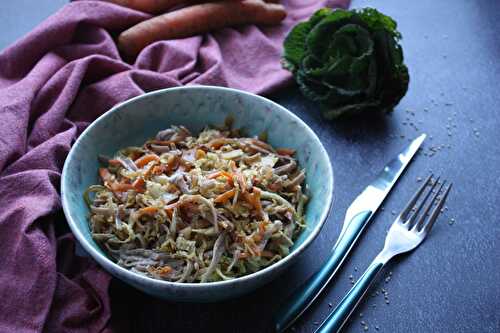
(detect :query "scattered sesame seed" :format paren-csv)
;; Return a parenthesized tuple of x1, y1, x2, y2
(375, 325, 380, 331)
(355, 267, 358, 271)
(381, 288, 386, 293)
(391, 210, 396, 215)
(385, 299, 390, 304)
(417, 177, 422, 182)
(360, 313, 364, 317)
(364, 326, 369, 331)
(313, 321, 319, 325)
(361, 321, 366, 325)
(328, 302, 333, 308)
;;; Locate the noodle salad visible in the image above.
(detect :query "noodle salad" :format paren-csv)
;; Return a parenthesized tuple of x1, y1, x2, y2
(84, 123, 308, 283)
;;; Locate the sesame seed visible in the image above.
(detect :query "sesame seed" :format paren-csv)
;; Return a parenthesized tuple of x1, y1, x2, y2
(328, 302, 333, 307)
(361, 321, 366, 325)
(375, 325, 380, 330)
(360, 313, 364, 317)
(313, 321, 319, 325)
(385, 299, 390, 304)
(364, 326, 369, 331)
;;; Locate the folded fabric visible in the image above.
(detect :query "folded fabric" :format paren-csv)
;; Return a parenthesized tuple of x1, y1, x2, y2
(0, 0, 349, 331)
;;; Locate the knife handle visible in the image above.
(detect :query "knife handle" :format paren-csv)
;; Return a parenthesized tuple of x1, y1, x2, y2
(274, 211, 372, 333)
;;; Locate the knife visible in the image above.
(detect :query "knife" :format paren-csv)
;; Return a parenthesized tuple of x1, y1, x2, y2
(274, 134, 426, 333)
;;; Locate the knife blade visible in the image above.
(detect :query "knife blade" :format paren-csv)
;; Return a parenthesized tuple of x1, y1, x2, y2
(274, 134, 426, 333)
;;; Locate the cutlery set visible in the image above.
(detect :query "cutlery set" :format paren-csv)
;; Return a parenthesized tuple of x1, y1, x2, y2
(275, 134, 452, 333)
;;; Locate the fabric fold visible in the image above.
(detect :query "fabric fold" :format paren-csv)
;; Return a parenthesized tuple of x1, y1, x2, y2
(0, 0, 349, 331)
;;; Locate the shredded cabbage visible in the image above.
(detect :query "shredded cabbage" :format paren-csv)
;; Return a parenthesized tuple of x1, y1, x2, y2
(85, 124, 308, 283)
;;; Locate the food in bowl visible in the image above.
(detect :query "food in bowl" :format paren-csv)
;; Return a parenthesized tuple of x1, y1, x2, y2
(84, 122, 308, 283)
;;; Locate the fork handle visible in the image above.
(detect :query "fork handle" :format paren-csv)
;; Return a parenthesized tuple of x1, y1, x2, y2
(274, 211, 372, 333)
(314, 259, 385, 333)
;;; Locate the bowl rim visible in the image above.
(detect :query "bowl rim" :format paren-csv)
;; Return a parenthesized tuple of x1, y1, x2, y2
(62, 85, 334, 290)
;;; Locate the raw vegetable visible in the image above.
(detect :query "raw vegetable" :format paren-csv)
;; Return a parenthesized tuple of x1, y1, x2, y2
(283, 8, 409, 119)
(118, 0, 286, 57)
(85, 124, 308, 283)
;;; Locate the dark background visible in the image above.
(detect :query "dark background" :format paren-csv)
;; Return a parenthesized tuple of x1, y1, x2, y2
(1, 0, 499, 332)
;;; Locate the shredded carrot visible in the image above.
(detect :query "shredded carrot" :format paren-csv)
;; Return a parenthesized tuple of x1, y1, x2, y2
(138, 206, 158, 216)
(243, 187, 265, 220)
(132, 178, 146, 192)
(214, 189, 236, 204)
(148, 265, 172, 276)
(207, 171, 234, 187)
(99, 168, 113, 183)
(236, 172, 247, 193)
(276, 148, 296, 156)
(258, 221, 267, 234)
(135, 154, 160, 168)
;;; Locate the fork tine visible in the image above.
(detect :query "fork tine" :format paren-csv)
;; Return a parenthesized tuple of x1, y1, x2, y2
(422, 183, 452, 233)
(406, 176, 440, 228)
(400, 174, 433, 220)
(413, 181, 445, 231)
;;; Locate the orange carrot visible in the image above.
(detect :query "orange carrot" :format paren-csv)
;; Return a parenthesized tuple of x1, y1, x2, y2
(135, 154, 159, 168)
(236, 172, 247, 193)
(99, 168, 113, 183)
(105, 0, 240, 14)
(132, 177, 146, 192)
(148, 265, 173, 276)
(118, 1, 286, 57)
(138, 206, 158, 216)
(207, 171, 234, 187)
(276, 148, 296, 156)
(214, 188, 236, 204)
(243, 187, 263, 218)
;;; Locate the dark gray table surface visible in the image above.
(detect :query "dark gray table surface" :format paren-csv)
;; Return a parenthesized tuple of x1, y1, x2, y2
(1, 1, 499, 332)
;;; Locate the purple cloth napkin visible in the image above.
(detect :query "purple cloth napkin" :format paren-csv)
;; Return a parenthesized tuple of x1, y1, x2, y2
(0, 0, 349, 331)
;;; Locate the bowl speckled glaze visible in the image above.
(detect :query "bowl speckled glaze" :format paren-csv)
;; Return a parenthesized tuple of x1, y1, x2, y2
(61, 86, 334, 302)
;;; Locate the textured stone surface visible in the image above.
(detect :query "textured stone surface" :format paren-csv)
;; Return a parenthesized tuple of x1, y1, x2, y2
(2, 0, 499, 332)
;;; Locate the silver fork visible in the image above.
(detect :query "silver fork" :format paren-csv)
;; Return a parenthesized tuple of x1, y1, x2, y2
(314, 175, 452, 333)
